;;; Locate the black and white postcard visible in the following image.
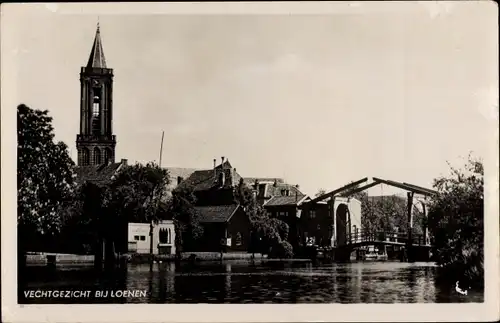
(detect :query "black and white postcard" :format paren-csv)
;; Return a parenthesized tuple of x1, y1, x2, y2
(1, 1, 499, 322)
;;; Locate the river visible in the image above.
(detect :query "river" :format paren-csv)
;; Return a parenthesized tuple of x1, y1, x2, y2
(19, 260, 483, 303)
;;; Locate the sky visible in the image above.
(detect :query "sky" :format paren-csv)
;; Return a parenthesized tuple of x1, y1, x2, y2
(3, 2, 498, 196)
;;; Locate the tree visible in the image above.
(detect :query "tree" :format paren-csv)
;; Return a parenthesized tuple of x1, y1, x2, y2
(103, 162, 170, 262)
(234, 179, 293, 258)
(167, 184, 204, 257)
(315, 189, 326, 198)
(17, 104, 76, 261)
(428, 155, 484, 288)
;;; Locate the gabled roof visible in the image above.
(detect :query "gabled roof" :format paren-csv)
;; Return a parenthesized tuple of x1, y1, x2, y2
(264, 194, 309, 207)
(75, 162, 123, 186)
(264, 182, 303, 199)
(177, 160, 242, 192)
(194, 204, 240, 223)
(86, 24, 107, 68)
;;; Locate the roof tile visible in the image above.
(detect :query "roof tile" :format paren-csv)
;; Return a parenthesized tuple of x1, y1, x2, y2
(194, 204, 240, 223)
(75, 162, 122, 186)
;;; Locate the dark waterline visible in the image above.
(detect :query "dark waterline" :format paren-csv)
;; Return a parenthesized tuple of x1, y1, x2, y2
(19, 261, 483, 304)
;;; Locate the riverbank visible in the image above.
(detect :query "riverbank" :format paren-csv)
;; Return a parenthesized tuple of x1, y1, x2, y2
(25, 251, 316, 265)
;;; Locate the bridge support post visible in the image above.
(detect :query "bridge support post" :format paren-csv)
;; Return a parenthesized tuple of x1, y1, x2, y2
(422, 202, 429, 245)
(330, 196, 337, 247)
(406, 192, 415, 262)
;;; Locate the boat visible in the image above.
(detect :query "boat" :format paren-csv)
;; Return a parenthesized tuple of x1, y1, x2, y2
(362, 246, 388, 261)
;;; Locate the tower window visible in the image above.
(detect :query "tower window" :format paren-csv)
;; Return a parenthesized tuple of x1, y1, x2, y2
(79, 147, 90, 166)
(92, 90, 102, 136)
(104, 148, 113, 164)
(93, 147, 101, 165)
(93, 96, 100, 117)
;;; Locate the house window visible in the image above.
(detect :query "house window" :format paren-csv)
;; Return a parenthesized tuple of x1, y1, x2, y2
(310, 210, 316, 219)
(134, 235, 140, 241)
(140, 236, 146, 241)
(267, 211, 272, 217)
(159, 228, 169, 244)
(235, 232, 242, 246)
(278, 211, 286, 217)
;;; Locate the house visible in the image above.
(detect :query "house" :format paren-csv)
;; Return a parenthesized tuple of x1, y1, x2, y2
(177, 157, 242, 206)
(298, 200, 330, 248)
(75, 158, 128, 187)
(262, 187, 308, 251)
(175, 157, 252, 252)
(194, 205, 251, 252)
(128, 220, 176, 255)
(243, 177, 289, 205)
(299, 197, 362, 248)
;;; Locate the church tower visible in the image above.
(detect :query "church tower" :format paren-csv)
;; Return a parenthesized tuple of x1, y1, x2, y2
(76, 23, 116, 166)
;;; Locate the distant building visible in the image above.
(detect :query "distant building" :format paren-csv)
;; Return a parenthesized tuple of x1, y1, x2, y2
(128, 220, 176, 255)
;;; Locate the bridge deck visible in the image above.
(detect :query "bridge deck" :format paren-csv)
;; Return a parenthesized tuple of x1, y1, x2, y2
(348, 240, 432, 248)
(340, 230, 433, 249)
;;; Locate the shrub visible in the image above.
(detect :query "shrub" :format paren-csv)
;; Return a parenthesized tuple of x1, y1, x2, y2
(269, 240, 294, 259)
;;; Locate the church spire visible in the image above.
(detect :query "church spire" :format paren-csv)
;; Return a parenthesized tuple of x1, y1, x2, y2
(86, 22, 107, 68)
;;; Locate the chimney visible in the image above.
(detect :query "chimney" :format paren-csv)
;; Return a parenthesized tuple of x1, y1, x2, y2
(121, 159, 128, 166)
(295, 184, 300, 189)
(221, 156, 225, 165)
(213, 158, 216, 169)
(273, 179, 278, 187)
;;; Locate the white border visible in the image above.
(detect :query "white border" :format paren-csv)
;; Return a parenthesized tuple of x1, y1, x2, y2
(1, 2, 499, 322)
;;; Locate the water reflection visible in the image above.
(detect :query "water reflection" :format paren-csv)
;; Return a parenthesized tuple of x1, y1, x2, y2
(21, 261, 483, 304)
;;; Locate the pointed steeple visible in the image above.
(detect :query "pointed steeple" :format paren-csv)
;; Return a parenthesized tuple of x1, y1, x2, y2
(86, 22, 107, 68)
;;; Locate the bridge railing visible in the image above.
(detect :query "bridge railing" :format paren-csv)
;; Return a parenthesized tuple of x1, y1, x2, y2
(347, 230, 427, 246)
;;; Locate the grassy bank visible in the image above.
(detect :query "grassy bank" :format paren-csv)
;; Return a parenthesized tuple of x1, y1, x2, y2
(26, 252, 272, 265)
